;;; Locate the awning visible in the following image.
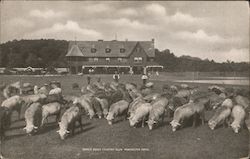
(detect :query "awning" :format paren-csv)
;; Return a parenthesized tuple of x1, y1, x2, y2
(82, 65, 131, 68)
(146, 65, 164, 68)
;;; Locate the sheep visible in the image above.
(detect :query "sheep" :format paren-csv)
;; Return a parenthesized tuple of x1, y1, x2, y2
(57, 104, 83, 140)
(41, 102, 62, 127)
(1, 95, 24, 120)
(24, 102, 42, 135)
(208, 106, 231, 130)
(129, 103, 152, 128)
(106, 100, 129, 125)
(73, 94, 95, 119)
(49, 87, 62, 95)
(147, 97, 168, 130)
(230, 105, 246, 133)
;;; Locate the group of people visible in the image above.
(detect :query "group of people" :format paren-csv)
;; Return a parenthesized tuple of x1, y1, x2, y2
(86, 71, 151, 86)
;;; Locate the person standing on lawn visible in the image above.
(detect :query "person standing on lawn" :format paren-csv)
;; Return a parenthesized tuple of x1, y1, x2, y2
(113, 71, 120, 83)
(141, 73, 149, 86)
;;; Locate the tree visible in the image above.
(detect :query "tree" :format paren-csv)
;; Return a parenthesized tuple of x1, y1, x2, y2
(25, 53, 41, 67)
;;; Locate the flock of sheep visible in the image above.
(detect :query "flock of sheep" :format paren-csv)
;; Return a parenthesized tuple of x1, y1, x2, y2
(0, 78, 249, 142)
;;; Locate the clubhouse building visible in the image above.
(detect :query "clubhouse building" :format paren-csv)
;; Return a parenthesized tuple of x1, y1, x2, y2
(65, 39, 163, 74)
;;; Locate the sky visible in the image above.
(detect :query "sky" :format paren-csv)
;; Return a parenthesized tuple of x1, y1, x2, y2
(0, 1, 249, 62)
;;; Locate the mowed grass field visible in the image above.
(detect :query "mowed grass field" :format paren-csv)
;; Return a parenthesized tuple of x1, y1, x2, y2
(0, 74, 249, 159)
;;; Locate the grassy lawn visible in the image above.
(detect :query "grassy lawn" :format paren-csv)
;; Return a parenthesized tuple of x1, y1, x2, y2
(0, 74, 249, 159)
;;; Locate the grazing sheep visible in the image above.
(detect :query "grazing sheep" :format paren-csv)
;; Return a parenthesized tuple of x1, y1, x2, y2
(221, 98, 234, 109)
(170, 99, 209, 132)
(170, 103, 195, 132)
(234, 95, 249, 109)
(208, 106, 231, 130)
(37, 85, 51, 95)
(41, 102, 62, 126)
(24, 102, 42, 134)
(3, 85, 20, 99)
(57, 104, 83, 140)
(147, 97, 168, 130)
(73, 95, 95, 119)
(1, 95, 24, 120)
(106, 100, 129, 125)
(95, 97, 109, 117)
(128, 97, 146, 119)
(49, 87, 62, 95)
(129, 103, 152, 127)
(230, 105, 246, 133)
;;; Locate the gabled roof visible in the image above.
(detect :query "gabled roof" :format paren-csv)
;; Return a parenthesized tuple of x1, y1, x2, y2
(66, 40, 155, 58)
(66, 44, 83, 57)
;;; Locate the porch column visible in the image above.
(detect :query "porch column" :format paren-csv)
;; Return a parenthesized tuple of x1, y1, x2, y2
(129, 67, 133, 75)
(76, 66, 79, 73)
(143, 67, 147, 74)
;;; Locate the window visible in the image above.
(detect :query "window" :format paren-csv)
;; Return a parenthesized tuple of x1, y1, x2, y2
(117, 58, 122, 62)
(94, 58, 98, 62)
(105, 48, 111, 53)
(91, 48, 96, 53)
(120, 48, 125, 53)
(134, 57, 142, 63)
(89, 58, 94, 62)
(106, 58, 110, 62)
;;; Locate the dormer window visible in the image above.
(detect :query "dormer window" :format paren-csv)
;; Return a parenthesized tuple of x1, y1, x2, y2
(91, 48, 96, 53)
(105, 48, 111, 53)
(120, 48, 125, 53)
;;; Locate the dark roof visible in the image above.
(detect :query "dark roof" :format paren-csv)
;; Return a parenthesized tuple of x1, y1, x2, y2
(66, 40, 155, 57)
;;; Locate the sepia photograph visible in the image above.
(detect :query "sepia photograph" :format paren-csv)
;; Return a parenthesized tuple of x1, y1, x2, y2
(0, 1, 249, 159)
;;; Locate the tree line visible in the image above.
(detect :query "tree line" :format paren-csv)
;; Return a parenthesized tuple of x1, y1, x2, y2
(0, 39, 249, 72)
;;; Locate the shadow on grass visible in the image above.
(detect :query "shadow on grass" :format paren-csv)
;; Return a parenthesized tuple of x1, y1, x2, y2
(68, 126, 96, 139)
(36, 123, 59, 135)
(154, 121, 170, 129)
(7, 124, 25, 131)
(5, 132, 26, 141)
(82, 122, 91, 127)
(113, 116, 127, 125)
(12, 117, 25, 123)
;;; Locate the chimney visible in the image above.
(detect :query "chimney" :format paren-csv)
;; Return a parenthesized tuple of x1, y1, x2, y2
(152, 38, 155, 43)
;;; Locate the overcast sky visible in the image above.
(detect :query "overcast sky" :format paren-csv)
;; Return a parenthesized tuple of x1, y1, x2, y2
(0, 1, 249, 62)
